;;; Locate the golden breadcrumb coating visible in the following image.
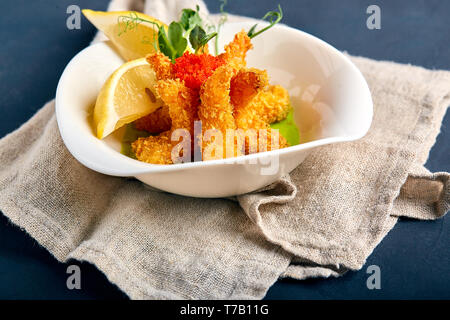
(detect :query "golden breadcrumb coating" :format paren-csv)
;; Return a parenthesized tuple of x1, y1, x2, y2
(219, 30, 253, 69)
(233, 83, 290, 154)
(132, 69, 199, 164)
(198, 61, 239, 132)
(198, 60, 242, 160)
(230, 68, 269, 109)
(146, 52, 174, 80)
(235, 85, 291, 130)
(155, 79, 199, 135)
(133, 79, 199, 165)
(134, 105, 172, 133)
(202, 128, 248, 161)
(132, 131, 173, 164)
(260, 85, 291, 124)
(255, 128, 289, 152)
(233, 127, 289, 155)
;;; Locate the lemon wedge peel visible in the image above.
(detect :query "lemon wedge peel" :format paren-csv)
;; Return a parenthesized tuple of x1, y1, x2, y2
(82, 9, 167, 61)
(93, 58, 162, 139)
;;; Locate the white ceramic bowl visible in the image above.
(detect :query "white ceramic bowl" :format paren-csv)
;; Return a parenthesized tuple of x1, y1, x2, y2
(55, 22, 372, 198)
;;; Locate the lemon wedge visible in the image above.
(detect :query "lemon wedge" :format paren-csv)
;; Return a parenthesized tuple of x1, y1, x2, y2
(93, 58, 162, 139)
(82, 9, 167, 61)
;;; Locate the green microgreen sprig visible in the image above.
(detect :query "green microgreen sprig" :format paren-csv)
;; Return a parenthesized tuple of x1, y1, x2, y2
(214, 0, 228, 55)
(116, 4, 282, 62)
(158, 22, 187, 62)
(180, 6, 202, 35)
(179, 6, 217, 53)
(117, 12, 142, 36)
(247, 5, 283, 39)
(189, 26, 217, 53)
(117, 12, 160, 51)
(117, 7, 217, 62)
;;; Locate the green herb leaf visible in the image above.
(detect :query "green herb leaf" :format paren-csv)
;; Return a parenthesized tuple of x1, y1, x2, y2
(157, 22, 187, 62)
(157, 26, 175, 61)
(180, 9, 196, 30)
(189, 25, 206, 51)
(180, 7, 202, 31)
(247, 24, 257, 37)
(168, 22, 187, 58)
(199, 32, 217, 48)
(189, 14, 202, 29)
(189, 26, 217, 53)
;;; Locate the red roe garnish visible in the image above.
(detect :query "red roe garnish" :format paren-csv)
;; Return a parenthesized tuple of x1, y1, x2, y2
(173, 52, 225, 90)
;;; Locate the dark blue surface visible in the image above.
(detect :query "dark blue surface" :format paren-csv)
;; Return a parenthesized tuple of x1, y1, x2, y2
(0, 0, 448, 299)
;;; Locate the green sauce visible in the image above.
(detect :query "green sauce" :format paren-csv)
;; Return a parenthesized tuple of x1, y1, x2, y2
(120, 123, 151, 159)
(269, 108, 300, 146)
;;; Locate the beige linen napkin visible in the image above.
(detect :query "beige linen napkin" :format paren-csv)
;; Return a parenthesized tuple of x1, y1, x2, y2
(0, 0, 449, 299)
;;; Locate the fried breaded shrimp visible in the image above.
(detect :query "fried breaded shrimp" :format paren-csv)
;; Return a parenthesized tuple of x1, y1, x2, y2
(146, 52, 174, 80)
(219, 30, 253, 68)
(155, 79, 199, 134)
(230, 68, 269, 109)
(201, 129, 226, 161)
(130, 29, 293, 165)
(256, 128, 289, 152)
(132, 131, 173, 164)
(134, 105, 171, 133)
(198, 60, 243, 160)
(234, 127, 289, 155)
(198, 61, 239, 132)
(234, 128, 289, 155)
(133, 80, 198, 164)
(233, 83, 290, 154)
(259, 85, 291, 124)
(201, 127, 251, 161)
(235, 85, 291, 130)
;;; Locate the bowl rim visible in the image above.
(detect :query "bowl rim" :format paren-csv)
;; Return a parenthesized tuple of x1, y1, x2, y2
(55, 21, 373, 176)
